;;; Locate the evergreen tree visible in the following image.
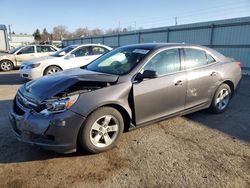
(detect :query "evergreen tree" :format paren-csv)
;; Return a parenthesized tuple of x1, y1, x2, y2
(33, 29, 41, 41)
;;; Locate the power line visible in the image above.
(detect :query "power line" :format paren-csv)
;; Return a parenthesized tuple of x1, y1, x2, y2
(118, 1, 249, 29)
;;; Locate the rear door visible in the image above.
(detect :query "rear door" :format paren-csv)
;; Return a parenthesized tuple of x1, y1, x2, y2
(133, 48, 187, 125)
(182, 48, 221, 109)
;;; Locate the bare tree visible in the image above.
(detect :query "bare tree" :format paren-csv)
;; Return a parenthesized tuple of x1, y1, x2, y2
(52, 25, 70, 40)
(105, 28, 120, 34)
(73, 27, 90, 37)
(90, 28, 104, 36)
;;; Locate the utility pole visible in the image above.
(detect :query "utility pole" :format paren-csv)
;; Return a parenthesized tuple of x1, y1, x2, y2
(8, 25, 12, 41)
(134, 21, 137, 31)
(118, 21, 121, 32)
(175, 17, 178, 25)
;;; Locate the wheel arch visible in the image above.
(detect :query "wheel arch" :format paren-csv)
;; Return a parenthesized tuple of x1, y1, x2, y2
(222, 80, 235, 96)
(85, 102, 133, 132)
(102, 103, 132, 132)
(0, 59, 14, 66)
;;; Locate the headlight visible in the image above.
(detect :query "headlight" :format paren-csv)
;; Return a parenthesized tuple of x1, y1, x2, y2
(26, 63, 41, 69)
(40, 94, 79, 114)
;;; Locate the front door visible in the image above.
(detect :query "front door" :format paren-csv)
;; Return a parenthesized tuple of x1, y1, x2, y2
(66, 46, 92, 69)
(133, 48, 187, 125)
(15, 46, 35, 65)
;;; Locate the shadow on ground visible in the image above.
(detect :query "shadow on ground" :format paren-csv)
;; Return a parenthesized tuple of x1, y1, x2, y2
(186, 76, 250, 143)
(0, 70, 27, 85)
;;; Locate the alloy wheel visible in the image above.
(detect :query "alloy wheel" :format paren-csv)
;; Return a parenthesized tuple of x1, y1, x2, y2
(46, 68, 61, 75)
(89, 115, 119, 148)
(0, 61, 12, 71)
(216, 88, 230, 110)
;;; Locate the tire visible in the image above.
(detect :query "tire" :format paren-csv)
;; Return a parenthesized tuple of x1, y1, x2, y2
(0, 60, 14, 71)
(210, 83, 232, 114)
(44, 66, 62, 75)
(78, 107, 124, 153)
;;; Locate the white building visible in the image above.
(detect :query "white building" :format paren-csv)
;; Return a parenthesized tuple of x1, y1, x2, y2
(9, 34, 35, 49)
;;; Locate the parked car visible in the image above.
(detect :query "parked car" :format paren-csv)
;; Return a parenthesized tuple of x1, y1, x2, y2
(19, 44, 112, 79)
(0, 45, 58, 71)
(9, 43, 241, 154)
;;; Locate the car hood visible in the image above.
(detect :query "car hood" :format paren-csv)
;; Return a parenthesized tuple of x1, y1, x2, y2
(0, 53, 14, 59)
(23, 56, 58, 65)
(0, 52, 8, 56)
(21, 68, 119, 102)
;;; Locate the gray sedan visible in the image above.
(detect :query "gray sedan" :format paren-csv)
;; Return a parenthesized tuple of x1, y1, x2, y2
(9, 43, 242, 153)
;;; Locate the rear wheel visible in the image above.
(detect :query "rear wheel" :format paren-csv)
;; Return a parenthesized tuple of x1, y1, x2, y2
(0, 60, 14, 71)
(210, 84, 231, 114)
(44, 66, 62, 75)
(78, 107, 124, 153)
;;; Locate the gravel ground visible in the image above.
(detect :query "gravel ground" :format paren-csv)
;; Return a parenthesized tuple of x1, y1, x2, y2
(0, 70, 249, 188)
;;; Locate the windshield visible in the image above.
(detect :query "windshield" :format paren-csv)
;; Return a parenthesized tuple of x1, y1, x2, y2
(51, 45, 76, 57)
(8, 46, 23, 54)
(86, 47, 150, 75)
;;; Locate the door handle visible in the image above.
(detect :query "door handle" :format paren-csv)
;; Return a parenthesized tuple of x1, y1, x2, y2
(175, 80, 183, 86)
(210, 72, 217, 76)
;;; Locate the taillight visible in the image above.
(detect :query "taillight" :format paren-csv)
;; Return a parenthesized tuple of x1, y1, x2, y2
(235, 61, 242, 69)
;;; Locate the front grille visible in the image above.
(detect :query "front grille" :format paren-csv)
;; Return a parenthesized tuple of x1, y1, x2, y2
(14, 98, 25, 116)
(14, 92, 43, 113)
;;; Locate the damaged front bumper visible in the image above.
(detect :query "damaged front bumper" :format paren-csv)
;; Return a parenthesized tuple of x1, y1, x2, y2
(9, 100, 86, 153)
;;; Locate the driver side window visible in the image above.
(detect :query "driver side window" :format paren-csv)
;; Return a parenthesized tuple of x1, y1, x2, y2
(72, 47, 89, 57)
(143, 49, 180, 76)
(18, 46, 35, 54)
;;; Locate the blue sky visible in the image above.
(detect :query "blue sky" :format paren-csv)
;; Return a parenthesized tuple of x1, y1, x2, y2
(1, 0, 250, 34)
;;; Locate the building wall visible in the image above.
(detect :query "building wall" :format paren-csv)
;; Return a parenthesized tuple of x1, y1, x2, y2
(9, 34, 35, 49)
(63, 17, 250, 71)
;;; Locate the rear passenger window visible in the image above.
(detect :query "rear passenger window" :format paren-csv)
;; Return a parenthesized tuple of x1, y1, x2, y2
(91, 46, 109, 55)
(143, 49, 180, 76)
(37, 46, 56, 53)
(184, 48, 207, 69)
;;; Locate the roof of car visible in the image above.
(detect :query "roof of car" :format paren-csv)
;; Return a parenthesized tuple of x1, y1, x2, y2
(121, 43, 205, 50)
(69, 44, 110, 47)
(120, 43, 227, 60)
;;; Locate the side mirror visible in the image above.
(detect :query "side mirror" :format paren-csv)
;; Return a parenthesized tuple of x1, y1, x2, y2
(59, 51, 66, 56)
(17, 51, 22, 55)
(65, 54, 75, 59)
(135, 70, 158, 81)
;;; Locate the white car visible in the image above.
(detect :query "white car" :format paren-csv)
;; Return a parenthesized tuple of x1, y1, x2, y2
(0, 45, 58, 71)
(19, 44, 112, 79)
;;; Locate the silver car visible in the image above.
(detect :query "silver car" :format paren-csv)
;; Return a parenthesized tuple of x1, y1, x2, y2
(9, 43, 242, 153)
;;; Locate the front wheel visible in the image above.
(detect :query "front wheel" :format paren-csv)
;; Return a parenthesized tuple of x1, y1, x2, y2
(44, 66, 62, 75)
(0, 60, 14, 71)
(210, 84, 231, 114)
(78, 107, 124, 153)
